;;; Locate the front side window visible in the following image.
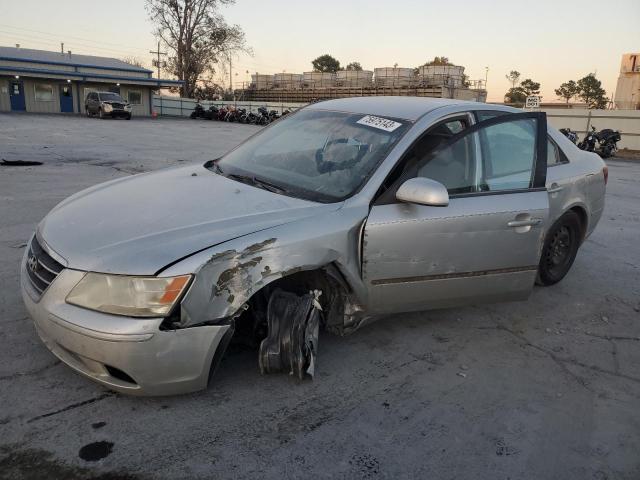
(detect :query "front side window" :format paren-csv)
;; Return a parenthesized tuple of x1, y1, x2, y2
(413, 116, 540, 194)
(128, 90, 142, 105)
(34, 84, 54, 102)
(479, 119, 536, 190)
(213, 110, 410, 202)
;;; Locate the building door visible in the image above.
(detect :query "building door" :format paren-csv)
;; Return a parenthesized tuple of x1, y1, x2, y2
(59, 84, 74, 113)
(9, 80, 26, 111)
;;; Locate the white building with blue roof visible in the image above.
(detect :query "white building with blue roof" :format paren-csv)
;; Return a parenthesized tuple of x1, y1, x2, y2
(0, 46, 182, 116)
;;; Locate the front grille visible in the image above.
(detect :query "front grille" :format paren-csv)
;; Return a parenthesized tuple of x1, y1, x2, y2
(25, 236, 64, 296)
(111, 103, 124, 110)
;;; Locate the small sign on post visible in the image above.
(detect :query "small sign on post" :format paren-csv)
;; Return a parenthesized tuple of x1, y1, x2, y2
(525, 96, 541, 109)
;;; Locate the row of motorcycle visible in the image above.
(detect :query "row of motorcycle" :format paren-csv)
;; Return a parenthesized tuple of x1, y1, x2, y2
(559, 126, 621, 158)
(190, 103, 291, 124)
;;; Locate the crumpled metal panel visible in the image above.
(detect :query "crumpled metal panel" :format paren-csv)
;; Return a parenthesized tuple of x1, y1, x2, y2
(162, 206, 370, 329)
(258, 289, 322, 379)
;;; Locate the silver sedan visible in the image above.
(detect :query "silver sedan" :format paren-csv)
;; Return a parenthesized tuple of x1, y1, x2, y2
(21, 97, 607, 395)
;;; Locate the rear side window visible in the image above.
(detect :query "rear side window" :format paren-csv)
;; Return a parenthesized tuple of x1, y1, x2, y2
(547, 139, 559, 166)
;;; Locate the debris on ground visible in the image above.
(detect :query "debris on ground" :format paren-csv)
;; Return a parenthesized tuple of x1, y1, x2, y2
(0, 159, 43, 166)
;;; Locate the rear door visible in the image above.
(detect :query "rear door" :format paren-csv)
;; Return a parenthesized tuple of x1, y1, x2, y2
(363, 112, 549, 314)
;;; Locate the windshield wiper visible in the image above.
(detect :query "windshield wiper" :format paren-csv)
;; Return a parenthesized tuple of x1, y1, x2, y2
(227, 173, 286, 194)
(209, 160, 224, 175)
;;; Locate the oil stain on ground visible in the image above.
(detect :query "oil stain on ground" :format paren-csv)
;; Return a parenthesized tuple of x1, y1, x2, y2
(0, 444, 141, 480)
(79, 441, 114, 462)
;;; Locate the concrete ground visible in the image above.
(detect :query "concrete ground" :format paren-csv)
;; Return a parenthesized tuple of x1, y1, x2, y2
(0, 114, 639, 480)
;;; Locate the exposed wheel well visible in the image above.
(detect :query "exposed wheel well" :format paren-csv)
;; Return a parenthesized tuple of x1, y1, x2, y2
(568, 206, 588, 241)
(233, 266, 351, 347)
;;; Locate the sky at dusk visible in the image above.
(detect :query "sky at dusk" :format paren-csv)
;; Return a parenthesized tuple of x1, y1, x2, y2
(1, 0, 638, 102)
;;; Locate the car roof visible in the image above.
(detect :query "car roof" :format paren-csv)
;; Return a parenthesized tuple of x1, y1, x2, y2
(305, 96, 488, 121)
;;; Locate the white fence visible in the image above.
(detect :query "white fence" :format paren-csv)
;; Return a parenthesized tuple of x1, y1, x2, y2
(152, 96, 640, 151)
(152, 95, 306, 118)
(541, 108, 640, 150)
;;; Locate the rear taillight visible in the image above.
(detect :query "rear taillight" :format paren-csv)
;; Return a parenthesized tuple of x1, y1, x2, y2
(603, 166, 609, 185)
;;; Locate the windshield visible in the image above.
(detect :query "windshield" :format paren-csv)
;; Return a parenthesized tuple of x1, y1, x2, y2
(212, 109, 410, 202)
(99, 93, 124, 102)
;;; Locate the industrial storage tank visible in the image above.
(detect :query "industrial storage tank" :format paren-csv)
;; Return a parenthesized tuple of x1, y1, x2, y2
(303, 71, 336, 87)
(251, 74, 274, 89)
(417, 65, 466, 87)
(336, 70, 373, 87)
(273, 73, 303, 89)
(374, 67, 414, 87)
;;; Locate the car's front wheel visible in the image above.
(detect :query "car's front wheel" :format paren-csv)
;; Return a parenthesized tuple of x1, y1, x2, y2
(536, 211, 582, 286)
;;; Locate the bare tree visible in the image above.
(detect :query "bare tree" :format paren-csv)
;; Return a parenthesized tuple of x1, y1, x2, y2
(121, 56, 147, 69)
(146, 0, 249, 97)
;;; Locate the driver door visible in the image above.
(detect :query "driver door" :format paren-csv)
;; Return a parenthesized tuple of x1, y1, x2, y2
(363, 112, 549, 314)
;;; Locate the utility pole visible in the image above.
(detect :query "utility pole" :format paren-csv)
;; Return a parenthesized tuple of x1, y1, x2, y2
(60, 42, 64, 54)
(484, 66, 489, 90)
(149, 41, 167, 79)
(228, 53, 233, 99)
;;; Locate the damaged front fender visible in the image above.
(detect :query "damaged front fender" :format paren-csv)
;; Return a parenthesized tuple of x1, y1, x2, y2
(160, 209, 368, 330)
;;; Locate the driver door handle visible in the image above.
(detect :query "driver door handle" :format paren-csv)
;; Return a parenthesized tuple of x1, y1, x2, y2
(508, 218, 542, 228)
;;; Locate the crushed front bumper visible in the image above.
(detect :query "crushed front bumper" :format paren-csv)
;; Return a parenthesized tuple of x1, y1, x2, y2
(20, 256, 229, 396)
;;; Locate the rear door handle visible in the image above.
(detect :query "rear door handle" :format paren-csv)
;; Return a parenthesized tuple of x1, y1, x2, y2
(508, 219, 542, 228)
(548, 183, 564, 194)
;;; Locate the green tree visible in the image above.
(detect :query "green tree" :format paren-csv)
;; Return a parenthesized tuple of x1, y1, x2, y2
(577, 73, 609, 109)
(505, 70, 521, 89)
(312, 54, 341, 73)
(519, 78, 541, 96)
(425, 56, 452, 66)
(504, 87, 527, 105)
(555, 80, 579, 104)
(345, 62, 363, 71)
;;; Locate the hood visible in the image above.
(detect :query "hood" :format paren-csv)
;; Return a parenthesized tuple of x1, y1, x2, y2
(38, 164, 339, 275)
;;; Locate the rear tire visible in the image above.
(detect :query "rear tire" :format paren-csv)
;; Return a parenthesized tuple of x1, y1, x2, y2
(536, 211, 582, 286)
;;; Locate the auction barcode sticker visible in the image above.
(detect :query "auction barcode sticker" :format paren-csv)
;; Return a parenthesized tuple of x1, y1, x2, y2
(356, 115, 402, 132)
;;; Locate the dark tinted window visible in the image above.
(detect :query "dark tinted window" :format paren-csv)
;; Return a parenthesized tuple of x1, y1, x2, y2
(476, 110, 510, 122)
(99, 93, 124, 102)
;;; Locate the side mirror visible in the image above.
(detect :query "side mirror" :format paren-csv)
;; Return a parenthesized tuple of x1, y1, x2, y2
(396, 177, 449, 206)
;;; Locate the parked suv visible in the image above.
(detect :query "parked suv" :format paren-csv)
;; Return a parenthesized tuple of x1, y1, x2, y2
(85, 91, 133, 119)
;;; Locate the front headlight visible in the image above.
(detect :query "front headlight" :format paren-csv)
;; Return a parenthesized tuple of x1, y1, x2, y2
(66, 273, 192, 317)
(102, 103, 113, 112)
(125, 104, 132, 111)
